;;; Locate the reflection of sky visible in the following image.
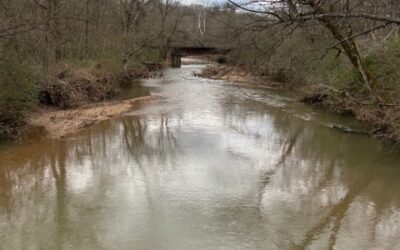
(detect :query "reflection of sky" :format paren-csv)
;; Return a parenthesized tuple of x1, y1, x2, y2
(2, 64, 400, 249)
(67, 66, 400, 248)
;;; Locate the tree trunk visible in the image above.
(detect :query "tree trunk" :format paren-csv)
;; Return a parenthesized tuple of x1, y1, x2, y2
(49, 0, 62, 61)
(85, 0, 90, 57)
(309, 3, 384, 102)
(321, 19, 384, 102)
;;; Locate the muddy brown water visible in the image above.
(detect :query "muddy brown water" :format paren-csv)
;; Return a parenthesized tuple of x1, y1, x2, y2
(1, 62, 400, 249)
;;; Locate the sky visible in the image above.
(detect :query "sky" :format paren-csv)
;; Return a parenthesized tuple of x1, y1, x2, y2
(178, 0, 227, 6)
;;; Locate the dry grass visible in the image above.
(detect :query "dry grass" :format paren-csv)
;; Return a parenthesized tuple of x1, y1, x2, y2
(40, 62, 153, 109)
(196, 65, 283, 88)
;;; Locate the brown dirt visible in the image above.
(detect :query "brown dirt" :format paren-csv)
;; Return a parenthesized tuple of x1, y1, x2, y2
(40, 62, 162, 109)
(195, 65, 282, 88)
(28, 95, 162, 138)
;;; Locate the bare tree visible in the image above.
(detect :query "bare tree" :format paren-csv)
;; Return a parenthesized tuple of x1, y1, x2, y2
(157, 0, 186, 60)
(194, 3, 207, 36)
(228, 0, 400, 102)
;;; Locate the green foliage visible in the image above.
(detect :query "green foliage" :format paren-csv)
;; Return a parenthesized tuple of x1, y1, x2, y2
(322, 38, 400, 101)
(259, 34, 400, 100)
(308, 52, 360, 90)
(368, 38, 400, 96)
(0, 48, 38, 126)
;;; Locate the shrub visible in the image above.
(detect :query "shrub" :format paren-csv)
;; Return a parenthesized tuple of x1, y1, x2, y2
(0, 49, 38, 138)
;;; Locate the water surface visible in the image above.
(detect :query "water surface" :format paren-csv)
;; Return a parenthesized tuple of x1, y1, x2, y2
(1, 62, 400, 249)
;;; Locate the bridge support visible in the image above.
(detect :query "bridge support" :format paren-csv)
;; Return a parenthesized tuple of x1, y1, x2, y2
(168, 46, 231, 68)
(171, 54, 181, 68)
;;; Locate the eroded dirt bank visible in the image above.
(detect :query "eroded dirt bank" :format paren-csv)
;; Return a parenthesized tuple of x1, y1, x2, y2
(28, 95, 161, 138)
(195, 64, 284, 89)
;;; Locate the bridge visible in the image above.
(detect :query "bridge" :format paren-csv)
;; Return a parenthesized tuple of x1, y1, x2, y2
(169, 46, 231, 68)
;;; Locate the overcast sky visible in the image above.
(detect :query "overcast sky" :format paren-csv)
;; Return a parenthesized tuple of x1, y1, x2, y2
(178, 0, 227, 6)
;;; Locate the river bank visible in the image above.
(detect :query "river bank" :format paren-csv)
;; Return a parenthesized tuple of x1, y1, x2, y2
(2, 62, 400, 249)
(0, 62, 163, 140)
(197, 64, 400, 142)
(28, 95, 161, 138)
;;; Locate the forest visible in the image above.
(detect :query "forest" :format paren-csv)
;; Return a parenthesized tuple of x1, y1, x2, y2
(1, 0, 400, 140)
(3, 1, 400, 248)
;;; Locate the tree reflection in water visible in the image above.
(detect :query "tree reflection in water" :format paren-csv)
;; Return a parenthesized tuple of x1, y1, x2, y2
(1, 70, 400, 249)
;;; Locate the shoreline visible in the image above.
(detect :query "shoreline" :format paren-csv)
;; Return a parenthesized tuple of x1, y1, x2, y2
(0, 61, 164, 141)
(197, 64, 400, 142)
(195, 64, 285, 89)
(28, 95, 162, 139)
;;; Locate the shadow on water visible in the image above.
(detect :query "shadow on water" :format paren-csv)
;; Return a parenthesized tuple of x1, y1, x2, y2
(113, 80, 157, 101)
